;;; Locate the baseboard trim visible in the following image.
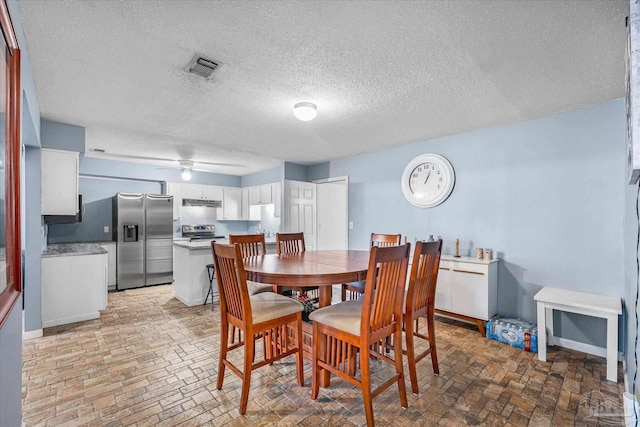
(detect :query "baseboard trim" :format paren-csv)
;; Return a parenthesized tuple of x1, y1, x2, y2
(553, 337, 623, 362)
(22, 329, 43, 341)
(42, 312, 99, 328)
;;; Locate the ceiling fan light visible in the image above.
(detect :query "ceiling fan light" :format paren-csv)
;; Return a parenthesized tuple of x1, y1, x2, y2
(181, 168, 192, 181)
(293, 102, 317, 121)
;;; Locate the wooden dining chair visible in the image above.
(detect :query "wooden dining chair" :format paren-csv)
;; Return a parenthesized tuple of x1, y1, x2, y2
(309, 244, 411, 427)
(229, 233, 273, 295)
(341, 233, 402, 301)
(276, 232, 306, 255)
(403, 239, 442, 394)
(212, 242, 304, 415)
(275, 232, 319, 299)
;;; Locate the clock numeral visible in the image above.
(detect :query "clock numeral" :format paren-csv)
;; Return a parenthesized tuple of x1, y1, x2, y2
(438, 177, 442, 182)
(412, 173, 418, 178)
(436, 170, 441, 174)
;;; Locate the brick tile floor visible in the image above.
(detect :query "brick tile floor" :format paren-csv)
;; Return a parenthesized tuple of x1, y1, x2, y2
(22, 285, 626, 426)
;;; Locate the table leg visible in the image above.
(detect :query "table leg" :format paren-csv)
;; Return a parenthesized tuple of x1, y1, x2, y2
(319, 286, 332, 308)
(545, 307, 554, 346)
(537, 302, 547, 362)
(318, 285, 332, 387)
(606, 315, 618, 382)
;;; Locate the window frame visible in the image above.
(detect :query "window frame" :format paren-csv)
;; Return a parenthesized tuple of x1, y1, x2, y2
(0, 0, 21, 329)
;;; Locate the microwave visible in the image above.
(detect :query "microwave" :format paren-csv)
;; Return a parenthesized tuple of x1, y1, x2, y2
(44, 194, 84, 224)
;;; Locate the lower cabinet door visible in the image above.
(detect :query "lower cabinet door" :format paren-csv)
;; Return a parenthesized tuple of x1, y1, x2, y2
(450, 269, 488, 320)
(434, 267, 452, 311)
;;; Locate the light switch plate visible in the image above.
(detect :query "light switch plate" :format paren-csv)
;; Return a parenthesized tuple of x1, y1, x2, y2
(349, 221, 353, 230)
(103, 226, 109, 233)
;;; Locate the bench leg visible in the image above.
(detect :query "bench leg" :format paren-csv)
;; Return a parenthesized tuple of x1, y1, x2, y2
(606, 314, 618, 382)
(537, 302, 547, 362)
(545, 307, 554, 346)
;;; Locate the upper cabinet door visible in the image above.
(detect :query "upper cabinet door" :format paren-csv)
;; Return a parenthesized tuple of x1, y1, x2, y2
(181, 183, 203, 199)
(241, 187, 249, 220)
(260, 184, 273, 204)
(249, 186, 261, 204)
(203, 185, 223, 201)
(165, 182, 182, 219)
(41, 148, 79, 215)
(219, 187, 241, 220)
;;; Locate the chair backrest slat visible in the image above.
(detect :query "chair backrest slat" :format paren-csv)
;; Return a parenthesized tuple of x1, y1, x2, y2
(360, 244, 411, 337)
(212, 242, 253, 325)
(370, 233, 402, 248)
(229, 233, 266, 257)
(276, 232, 305, 255)
(407, 240, 442, 316)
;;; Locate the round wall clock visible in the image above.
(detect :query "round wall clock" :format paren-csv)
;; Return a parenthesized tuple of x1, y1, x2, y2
(401, 153, 455, 208)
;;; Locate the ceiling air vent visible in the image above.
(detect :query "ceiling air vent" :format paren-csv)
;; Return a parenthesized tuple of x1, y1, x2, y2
(185, 54, 220, 79)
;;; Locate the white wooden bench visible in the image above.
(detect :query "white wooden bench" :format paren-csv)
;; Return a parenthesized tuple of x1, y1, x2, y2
(534, 287, 622, 382)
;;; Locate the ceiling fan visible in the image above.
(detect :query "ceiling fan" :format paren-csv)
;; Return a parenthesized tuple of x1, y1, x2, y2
(87, 149, 243, 180)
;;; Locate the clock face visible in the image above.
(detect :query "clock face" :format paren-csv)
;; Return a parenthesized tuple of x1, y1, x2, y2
(401, 154, 455, 208)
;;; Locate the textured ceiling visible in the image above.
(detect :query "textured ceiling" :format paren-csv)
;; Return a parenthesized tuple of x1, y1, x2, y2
(18, 0, 628, 175)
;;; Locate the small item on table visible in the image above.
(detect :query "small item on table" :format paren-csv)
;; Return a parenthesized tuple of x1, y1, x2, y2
(454, 238, 461, 258)
(484, 249, 493, 261)
(427, 235, 435, 242)
(476, 247, 484, 260)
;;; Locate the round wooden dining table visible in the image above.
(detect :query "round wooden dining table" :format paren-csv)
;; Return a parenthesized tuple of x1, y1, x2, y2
(243, 250, 370, 308)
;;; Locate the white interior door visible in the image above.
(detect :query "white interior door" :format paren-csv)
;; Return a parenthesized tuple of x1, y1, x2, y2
(316, 178, 348, 250)
(283, 180, 317, 250)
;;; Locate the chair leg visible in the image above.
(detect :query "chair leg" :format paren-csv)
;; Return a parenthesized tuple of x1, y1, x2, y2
(217, 321, 229, 390)
(239, 333, 255, 415)
(405, 320, 419, 395)
(341, 284, 347, 301)
(394, 325, 408, 409)
(295, 315, 304, 386)
(360, 344, 375, 427)
(311, 323, 321, 400)
(427, 314, 439, 375)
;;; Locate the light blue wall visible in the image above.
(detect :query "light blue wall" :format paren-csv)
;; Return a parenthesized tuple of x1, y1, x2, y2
(240, 166, 281, 187)
(41, 119, 85, 152)
(0, 302, 22, 426)
(81, 157, 240, 187)
(47, 177, 162, 243)
(308, 162, 330, 182)
(317, 100, 626, 349)
(24, 148, 42, 331)
(624, 178, 637, 397)
(284, 162, 309, 181)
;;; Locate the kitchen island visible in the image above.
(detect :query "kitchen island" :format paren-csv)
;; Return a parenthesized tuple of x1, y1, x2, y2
(172, 237, 277, 307)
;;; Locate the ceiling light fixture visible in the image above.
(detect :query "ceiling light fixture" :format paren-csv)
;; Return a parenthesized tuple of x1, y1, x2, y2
(181, 168, 192, 181)
(293, 102, 317, 121)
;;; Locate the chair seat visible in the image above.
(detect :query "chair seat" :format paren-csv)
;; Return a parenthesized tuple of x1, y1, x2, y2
(247, 281, 273, 295)
(250, 292, 304, 324)
(308, 300, 363, 336)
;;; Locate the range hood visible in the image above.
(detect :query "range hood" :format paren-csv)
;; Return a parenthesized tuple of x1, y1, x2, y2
(182, 198, 222, 208)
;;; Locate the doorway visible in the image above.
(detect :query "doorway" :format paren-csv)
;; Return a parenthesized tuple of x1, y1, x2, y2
(315, 176, 348, 250)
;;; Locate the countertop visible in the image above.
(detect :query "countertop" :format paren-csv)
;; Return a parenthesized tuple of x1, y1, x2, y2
(42, 243, 108, 258)
(173, 236, 276, 250)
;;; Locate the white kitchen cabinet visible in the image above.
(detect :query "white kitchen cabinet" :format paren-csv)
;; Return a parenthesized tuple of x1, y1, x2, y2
(181, 183, 204, 200)
(41, 148, 79, 215)
(435, 256, 498, 332)
(241, 187, 249, 220)
(260, 184, 273, 204)
(180, 183, 223, 201)
(100, 242, 117, 292)
(203, 185, 223, 201)
(248, 183, 276, 205)
(42, 252, 107, 327)
(218, 187, 241, 220)
(165, 182, 182, 219)
(274, 182, 281, 218)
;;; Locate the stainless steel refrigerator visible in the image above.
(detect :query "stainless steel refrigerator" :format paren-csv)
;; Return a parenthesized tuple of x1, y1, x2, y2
(113, 193, 174, 290)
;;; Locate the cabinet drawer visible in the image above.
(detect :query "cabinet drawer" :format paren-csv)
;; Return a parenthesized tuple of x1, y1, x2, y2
(440, 260, 487, 275)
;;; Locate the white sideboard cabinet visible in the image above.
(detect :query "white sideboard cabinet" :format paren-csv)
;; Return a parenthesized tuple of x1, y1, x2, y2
(435, 255, 498, 336)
